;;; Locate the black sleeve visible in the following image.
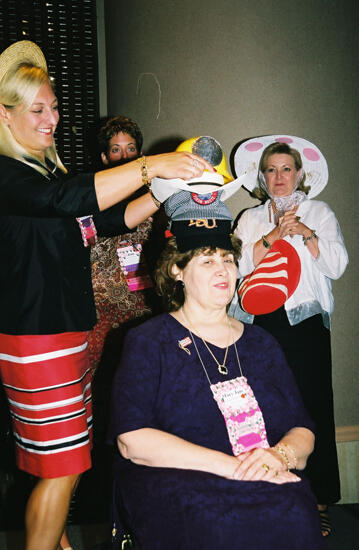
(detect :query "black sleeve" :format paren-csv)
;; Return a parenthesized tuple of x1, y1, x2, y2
(0, 156, 99, 218)
(93, 200, 137, 237)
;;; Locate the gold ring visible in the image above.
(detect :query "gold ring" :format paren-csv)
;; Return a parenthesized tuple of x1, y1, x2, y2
(274, 470, 279, 477)
(262, 463, 270, 472)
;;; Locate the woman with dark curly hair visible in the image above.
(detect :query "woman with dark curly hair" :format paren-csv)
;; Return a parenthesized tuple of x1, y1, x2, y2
(108, 137, 325, 549)
(88, 116, 161, 375)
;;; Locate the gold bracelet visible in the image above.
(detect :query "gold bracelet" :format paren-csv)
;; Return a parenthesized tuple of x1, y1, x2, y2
(282, 443, 298, 469)
(137, 155, 150, 188)
(273, 445, 291, 471)
(138, 156, 160, 208)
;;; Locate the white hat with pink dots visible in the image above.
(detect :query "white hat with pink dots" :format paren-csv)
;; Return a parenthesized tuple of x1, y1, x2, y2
(234, 135, 328, 199)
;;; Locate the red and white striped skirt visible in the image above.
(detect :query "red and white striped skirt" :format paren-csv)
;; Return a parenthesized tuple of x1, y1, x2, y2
(0, 331, 92, 478)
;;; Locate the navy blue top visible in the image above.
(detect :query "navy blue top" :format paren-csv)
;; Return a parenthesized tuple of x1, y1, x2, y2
(109, 314, 325, 549)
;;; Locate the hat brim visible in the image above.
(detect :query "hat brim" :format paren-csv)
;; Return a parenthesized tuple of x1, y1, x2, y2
(0, 40, 47, 84)
(234, 135, 328, 199)
(152, 173, 245, 204)
(171, 220, 233, 253)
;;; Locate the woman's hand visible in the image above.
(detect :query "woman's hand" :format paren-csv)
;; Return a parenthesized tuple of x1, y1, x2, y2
(147, 151, 214, 181)
(277, 208, 313, 239)
(230, 447, 300, 485)
(95, 151, 214, 211)
(276, 207, 302, 238)
(253, 207, 301, 265)
(277, 209, 319, 258)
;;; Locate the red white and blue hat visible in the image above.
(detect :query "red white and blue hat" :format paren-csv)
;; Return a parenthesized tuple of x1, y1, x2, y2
(152, 136, 245, 252)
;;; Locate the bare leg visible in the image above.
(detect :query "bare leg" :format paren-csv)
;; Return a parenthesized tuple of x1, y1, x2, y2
(59, 528, 73, 549)
(25, 474, 79, 550)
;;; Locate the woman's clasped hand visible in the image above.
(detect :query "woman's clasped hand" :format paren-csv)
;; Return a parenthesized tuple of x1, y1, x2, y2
(231, 447, 300, 483)
(275, 208, 315, 243)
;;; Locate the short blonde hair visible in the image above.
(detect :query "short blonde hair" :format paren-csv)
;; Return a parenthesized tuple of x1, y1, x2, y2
(0, 63, 66, 175)
(253, 142, 310, 201)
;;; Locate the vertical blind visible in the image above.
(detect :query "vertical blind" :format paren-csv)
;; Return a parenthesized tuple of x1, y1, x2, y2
(0, 0, 99, 173)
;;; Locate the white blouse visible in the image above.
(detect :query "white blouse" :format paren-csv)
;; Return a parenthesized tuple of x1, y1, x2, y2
(229, 199, 348, 329)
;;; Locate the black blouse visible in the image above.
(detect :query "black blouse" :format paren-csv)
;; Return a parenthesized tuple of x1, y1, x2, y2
(0, 155, 132, 335)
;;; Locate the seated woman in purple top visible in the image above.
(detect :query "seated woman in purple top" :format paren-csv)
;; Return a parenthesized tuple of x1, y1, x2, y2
(108, 137, 326, 549)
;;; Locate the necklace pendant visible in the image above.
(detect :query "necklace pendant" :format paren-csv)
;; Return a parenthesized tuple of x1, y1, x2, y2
(218, 364, 228, 375)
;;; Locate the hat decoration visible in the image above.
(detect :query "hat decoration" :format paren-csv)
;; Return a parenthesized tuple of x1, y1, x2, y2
(151, 136, 243, 204)
(234, 135, 328, 199)
(152, 136, 244, 253)
(0, 40, 47, 85)
(238, 239, 301, 315)
(176, 136, 232, 183)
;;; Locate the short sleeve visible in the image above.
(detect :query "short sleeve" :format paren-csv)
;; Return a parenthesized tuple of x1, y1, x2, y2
(107, 327, 162, 443)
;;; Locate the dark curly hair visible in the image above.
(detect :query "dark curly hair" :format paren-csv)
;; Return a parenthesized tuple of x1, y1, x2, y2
(97, 116, 143, 156)
(155, 236, 242, 312)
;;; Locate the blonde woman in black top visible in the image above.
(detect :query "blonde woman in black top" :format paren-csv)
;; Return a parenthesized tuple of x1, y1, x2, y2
(0, 40, 211, 550)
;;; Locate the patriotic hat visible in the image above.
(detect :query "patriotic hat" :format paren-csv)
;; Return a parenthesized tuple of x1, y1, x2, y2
(166, 189, 234, 253)
(238, 239, 301, 315)
(151, 135, 244, 204)
(152, 136, 244, 253)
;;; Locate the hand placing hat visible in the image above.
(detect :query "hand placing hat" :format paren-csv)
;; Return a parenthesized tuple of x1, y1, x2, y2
(151, 136, 244, 253)
(151, 136, 244, 203)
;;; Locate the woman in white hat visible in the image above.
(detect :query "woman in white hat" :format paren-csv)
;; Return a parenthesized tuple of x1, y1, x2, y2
(230, 135, 348, 536)
(0, 40, 212, 550)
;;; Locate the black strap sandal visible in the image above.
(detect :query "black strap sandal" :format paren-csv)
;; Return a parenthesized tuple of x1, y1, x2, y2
(319, 508, 332, 537)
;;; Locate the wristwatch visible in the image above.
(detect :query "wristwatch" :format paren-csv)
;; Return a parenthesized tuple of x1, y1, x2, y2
(261, 235, 271, 249)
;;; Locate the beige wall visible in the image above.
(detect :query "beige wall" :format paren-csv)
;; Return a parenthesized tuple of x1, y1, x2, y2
(102, 0, 359, 426)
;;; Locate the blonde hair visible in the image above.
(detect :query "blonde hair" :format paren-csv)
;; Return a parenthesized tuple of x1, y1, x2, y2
(0, 63, 66, 175)
(253, 142, 310, 201)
